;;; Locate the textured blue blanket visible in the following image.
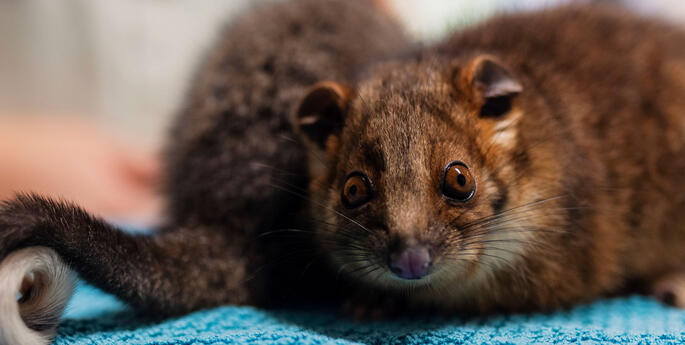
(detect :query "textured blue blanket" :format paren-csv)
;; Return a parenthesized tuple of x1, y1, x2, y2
(54, 283, 685, 344)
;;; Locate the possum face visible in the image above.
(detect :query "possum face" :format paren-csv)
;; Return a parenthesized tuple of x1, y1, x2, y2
(293, 56, 563, 298)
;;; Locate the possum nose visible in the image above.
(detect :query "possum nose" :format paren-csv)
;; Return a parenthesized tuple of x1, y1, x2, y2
(389, 245, 432, 280)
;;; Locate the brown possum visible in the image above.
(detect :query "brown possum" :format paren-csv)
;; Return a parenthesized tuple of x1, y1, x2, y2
(295, 6, 685, 314)
(1, 0, 684, 332)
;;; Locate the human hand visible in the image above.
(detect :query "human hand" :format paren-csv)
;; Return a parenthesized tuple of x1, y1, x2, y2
(0, 117, 161, 225)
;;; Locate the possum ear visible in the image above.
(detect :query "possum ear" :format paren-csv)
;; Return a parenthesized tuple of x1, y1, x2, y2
(462, 56, 522, 118)
(294, 81, 353, 148)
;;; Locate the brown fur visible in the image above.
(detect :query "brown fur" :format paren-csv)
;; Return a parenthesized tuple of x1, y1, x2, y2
(0, 1, 683, 323)
(299, 5, 685, 314)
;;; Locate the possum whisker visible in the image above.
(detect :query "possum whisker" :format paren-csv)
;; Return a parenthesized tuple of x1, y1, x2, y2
(268, 182, 374, 235)
(444, 195, 568, 232)
(321, 238, 370, 252)
(358, 265, 384, 280)
(303, 216, 340, 228)
(461, 244, 525, 258)
(455, 251, 518, 272)
(257, 228, 314, 239)
(444, 255, 500, 273)
(277, 133, 329, 167)
(252, 162, 307, 177)
(444, 215, 562, 242)
(334, 262, 359, 282)
(457, 238, 557, 252)
(457, 224, 568, 240)
(316, 223, 374, 246)
(269, 176, 310, 194)
(368, 265, 389, 285)
(344, 262, 379, 276)
(299, 257, 320, 278)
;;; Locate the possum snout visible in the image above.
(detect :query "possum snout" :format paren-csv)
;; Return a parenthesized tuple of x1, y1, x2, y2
(389, 245, 433, 280)
(387, 237, 434, 280)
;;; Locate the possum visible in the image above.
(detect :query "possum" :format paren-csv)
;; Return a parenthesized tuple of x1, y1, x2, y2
(295, 5, 685, 314)
(0, 0, 409, 342)
(1, 1, 685, 343)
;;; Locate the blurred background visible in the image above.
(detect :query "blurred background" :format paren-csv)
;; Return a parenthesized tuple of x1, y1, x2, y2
(0, 0, 683, 225)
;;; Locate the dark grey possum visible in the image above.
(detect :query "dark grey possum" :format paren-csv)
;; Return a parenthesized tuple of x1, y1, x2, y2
(0, 0, 410, 320)
(1, 0, 685, 340)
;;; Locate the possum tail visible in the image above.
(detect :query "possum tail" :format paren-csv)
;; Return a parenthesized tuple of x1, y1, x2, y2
(0, 247, 75, 345)
(0, 194, 261, 345)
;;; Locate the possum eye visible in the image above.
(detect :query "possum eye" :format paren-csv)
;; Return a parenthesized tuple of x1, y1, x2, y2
(342, 172, 373, 208)
(441, 162, 476, 202)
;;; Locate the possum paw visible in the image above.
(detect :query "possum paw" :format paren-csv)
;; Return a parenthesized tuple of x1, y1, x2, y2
(652, 274, 685, 308)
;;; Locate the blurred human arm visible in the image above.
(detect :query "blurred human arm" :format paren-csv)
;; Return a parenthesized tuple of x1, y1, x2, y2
(0, 117, 161, 225)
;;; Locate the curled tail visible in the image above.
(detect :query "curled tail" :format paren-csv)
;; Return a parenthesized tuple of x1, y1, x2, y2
(0, 246, 75, 345)
(0, 194, 262, 344)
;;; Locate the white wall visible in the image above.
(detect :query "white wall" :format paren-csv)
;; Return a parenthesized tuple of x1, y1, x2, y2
(0, 0, 681, 146)
(0, 0, 250, 146)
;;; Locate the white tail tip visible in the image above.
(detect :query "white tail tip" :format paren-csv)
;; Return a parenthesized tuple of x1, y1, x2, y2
(0, 247, 75, 345)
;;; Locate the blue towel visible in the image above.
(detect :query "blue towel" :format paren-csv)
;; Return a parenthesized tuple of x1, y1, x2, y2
(55, 283, 685, 344)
